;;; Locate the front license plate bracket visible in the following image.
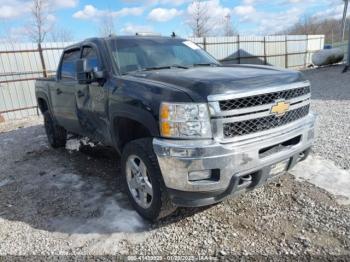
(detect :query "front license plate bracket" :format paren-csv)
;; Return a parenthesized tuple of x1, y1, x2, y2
(269, 159, 290, 177)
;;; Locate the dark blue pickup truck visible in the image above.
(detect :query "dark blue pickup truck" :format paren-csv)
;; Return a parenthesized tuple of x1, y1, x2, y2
(35, 35, 315, 221)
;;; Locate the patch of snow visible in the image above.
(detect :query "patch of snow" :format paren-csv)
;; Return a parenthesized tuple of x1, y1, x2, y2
(51, 173, 84, 190)
(2, 138, 14, 142)
(65, 137, 96, 152)
(45, 170, 146, 234)
(65, 139, 81, 151)
(80, 137, 96, 147)
(50, 197, 145, 234)
(0, 178, 11, 187)
(291, 155, 350, 205)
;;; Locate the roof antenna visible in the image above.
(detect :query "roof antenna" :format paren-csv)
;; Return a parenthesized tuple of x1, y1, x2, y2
(171, 32, 176, 38)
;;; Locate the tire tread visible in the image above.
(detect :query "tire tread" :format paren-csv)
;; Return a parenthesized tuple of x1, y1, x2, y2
(43, 111, 67, 148)
(122, 138, 176, 221)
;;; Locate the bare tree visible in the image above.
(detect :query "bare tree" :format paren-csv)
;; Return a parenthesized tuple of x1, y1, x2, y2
(223, 14, 237, 36)
(27, 0, 52, 44)
(98, 15, 116, 37)
(282, 16, 350, 44)
(187, 0, 212, 37)
(298, 15, 322, 35)
(49, 27, 74, 42)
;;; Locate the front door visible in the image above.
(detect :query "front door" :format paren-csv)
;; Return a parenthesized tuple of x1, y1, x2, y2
(75, 46, 110, 143)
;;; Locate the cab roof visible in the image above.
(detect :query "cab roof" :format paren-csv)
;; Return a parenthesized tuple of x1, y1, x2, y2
(64, 35, 184, 52)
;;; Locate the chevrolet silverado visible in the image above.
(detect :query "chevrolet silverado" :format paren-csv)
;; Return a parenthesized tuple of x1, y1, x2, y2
(35, 35, 315, 221)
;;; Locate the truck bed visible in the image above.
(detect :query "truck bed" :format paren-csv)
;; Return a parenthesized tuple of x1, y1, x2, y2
(35, 76, 57, 101)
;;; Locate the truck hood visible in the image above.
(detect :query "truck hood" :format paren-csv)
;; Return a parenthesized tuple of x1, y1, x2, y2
(129, 65, 306, 102)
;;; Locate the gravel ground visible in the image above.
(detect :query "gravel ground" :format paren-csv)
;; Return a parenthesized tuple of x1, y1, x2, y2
(0, 66, 349, 260)
(306, 65, 350, 170)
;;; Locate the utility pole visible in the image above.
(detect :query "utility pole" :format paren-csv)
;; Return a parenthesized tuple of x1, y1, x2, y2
(341, 0, 348, 42)
(344, 24, 350, 72)
(348, 25, 350, 64)
(342, 0, 350, 72)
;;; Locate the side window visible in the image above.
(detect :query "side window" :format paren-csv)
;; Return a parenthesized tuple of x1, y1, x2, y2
(82, 47, 100, 70)
(60, 49, 80, 81)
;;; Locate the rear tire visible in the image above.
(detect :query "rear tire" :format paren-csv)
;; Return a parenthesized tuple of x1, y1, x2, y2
(122, 138, 176, 221)
(43, 111, 67, 148)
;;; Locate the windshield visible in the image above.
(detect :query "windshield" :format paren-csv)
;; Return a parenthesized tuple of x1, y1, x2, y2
(107, 38, 220, 75)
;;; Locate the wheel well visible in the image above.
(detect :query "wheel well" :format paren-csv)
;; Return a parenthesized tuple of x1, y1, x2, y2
(37, 98, 48, 113)
(114, 117, 152, 152)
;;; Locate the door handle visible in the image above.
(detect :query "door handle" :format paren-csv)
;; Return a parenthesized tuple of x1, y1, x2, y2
(56, 88, 62, 95)
(77, 90, 85, 98)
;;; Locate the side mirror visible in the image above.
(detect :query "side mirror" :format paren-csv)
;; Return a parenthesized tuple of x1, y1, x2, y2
(76, 59, 92, 84)
(92, 68, 106, 80)
(76, 59, 106, 85)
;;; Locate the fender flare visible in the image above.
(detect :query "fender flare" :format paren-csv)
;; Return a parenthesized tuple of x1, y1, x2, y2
(36, 91, 61, 125)
(36, 91, 51, 113)
(110, 104, 159, 150)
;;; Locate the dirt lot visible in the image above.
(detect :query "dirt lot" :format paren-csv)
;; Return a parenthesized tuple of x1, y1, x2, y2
(0, 66, 349, 260)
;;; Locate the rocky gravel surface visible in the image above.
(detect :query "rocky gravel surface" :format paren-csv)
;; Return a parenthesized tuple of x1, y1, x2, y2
(306, 65, 350, 170)
(129, 176, 350, 256)
(0, 66, 349, 260)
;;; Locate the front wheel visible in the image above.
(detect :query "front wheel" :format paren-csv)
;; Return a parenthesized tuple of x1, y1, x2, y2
(122, 138, 176, 221)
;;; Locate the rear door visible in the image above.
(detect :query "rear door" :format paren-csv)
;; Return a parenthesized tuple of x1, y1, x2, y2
(50, 48, 82, 134)
(75, 45, 110, 142)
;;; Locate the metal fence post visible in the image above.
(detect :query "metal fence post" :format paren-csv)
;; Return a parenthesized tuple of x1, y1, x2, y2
(304, 35, 309, 68)
(263, 36, 267, 65)
(347, 25, 350, 66)
(238, 35, 241, 64)
(285, 35, 288, 69)
(343, 24, 350, 72)
(38, 43, 47, 78)
(203, 37, 207, 51)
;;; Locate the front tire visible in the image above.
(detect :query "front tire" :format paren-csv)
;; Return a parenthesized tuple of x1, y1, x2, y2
(43, 111, 67, 148)
(122, 138, 176, 221)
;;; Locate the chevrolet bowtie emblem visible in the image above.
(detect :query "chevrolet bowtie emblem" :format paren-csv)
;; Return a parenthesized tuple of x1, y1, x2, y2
(271, 100, 290, 117)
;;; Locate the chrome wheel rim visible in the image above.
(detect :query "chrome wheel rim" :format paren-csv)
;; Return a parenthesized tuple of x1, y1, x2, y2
(126, 155, 153, 209)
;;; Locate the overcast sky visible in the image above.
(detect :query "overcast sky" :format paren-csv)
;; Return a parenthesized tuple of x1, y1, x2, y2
(0, 0, 348, 41)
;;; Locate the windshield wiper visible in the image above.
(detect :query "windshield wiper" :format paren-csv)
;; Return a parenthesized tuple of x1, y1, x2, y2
(192, 63, 220, 67)
(122, 64, 190, 75)
(142, 65, 189, 71)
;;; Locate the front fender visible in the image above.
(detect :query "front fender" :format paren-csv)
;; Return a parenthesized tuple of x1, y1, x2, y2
(110, 104, 159, 136)
(109, 103, 159, 153)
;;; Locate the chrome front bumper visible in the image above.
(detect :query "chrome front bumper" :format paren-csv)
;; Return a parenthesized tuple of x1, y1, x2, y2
(153, 113, 316, 201)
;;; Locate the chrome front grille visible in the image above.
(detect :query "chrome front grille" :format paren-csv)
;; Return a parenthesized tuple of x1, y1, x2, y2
(208, 82, 312, 142)
(219, 86, 310, 111)
(223, 104, 310, 138)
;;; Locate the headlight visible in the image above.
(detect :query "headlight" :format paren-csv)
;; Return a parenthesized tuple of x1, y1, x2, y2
(159, 102, 212, 138)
